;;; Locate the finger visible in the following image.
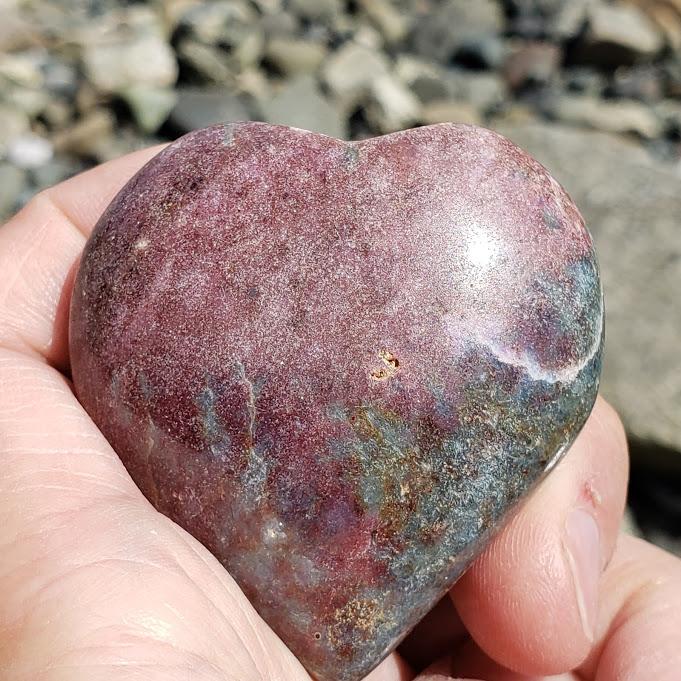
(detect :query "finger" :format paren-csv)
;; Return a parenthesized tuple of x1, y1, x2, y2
(0, 145, 165, 369)
(579, 534, 681, 681)
(417, 645, 579, 680)
(451, 397, 629, 676)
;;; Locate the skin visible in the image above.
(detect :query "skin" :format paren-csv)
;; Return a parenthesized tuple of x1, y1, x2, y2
(0, 146, 679, 681)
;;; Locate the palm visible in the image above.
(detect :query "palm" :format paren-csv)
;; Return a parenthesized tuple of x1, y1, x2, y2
(0, 361, 310, 681)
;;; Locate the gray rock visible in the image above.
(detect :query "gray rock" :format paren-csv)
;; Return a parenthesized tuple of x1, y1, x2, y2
(611, 65, 663, 102)
(6, 135, 53, 169)
(549, 0, 596, 41)
(0, 50, 44, 88)
(4, 86, 50, 118)
(170, 87, 252, 133)
(654, 99, 681, 136)
(43, 60, 79, 97)
(177, 40, 232, 83)
(495, 122, 681, 458)
(259, 11, 300, 38)
(0, 163, 26, 221)
(179, 1, 264, 68)
(265, 38, 327, 76)
(562, 67, 606, 96)
(0, 10, 37, 53)
(395, 56, 450, 104)
(289, 0, 342, 22)
(445, 69, 507, 112)
(504, 42, 561, 90)
(546, 94, 663, 138)
(261, 76, 347, 138)
(456, 35, 507, 70)
(122, 86, 177, 134)
(664, 56, 681, 98)
(52, 109, 116, 157)
(358, 0, 409, 44)
(179, 1, 257, 44)
(82, 34, 178, 93)
(0, 104, 29, 154)
(31, 156, 83, 191)
(632, 0, 681, 52)
(410, 0, 504, 63)
(322, 42, 390, 108)
(579, 4, 663, 66)
(365, 73, 422, 133)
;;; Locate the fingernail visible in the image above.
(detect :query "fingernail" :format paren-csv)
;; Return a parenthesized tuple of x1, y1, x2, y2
(564, 508, 601, 641)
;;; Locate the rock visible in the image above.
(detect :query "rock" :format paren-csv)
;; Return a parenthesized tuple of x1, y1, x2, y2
(357, 0, 409, 44)
(563, 66, 605, 96)
(238, 67, 271, 102)
(52, 109, 116, 157)
(504, 42, 561, 90)
(264, 38, 327, 76)
(89, 128, 161, 164)
(410, 0, 504, 63)
(0, 163, 25, 221)
(0, 104, 29, 154)
(664, 56, 681, 98)
(546, 94, 663, 138)
(170, 87, 252, 133)
(83, 34, 178, 93)
(31, 156, 83, 191)
(654, 99, 681, 136)
(156, 0, 203, 32)
(395, 56, 450, 103)
(0, 9, 37, 53)
(626, 0, 681, 51)
(178, 0, 264, 68)
(0, 51, 44, 88)
(365, 73, 422, 133)
(549, 0, 595, 41)
(122, 86, 177, 134)
(455, 35, 507, 70)
(495, 121, 681, 458)
(610, 65, 663, 102)
(42, 100, 73, 130)
(289, 0, 342, 21)
(43, 60, 79, 97)
(353, 23, 384, 50)
(179, 1, 257, 45)
(176, 39, 232, 83)
(578, 4, 663, 66)
(6, 135, 53, 169)
(261, 76, 347, 138)
(322, 43, 390, 108)
(259, 10, 300, 38)
(71, 122, 601, 681)
(419, 100, 482, 126)
(446, 69, 507, 112)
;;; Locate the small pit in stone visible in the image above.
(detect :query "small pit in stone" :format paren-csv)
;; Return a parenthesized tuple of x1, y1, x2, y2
(313, 632, 322, 640)
(370, 350, 400, 380)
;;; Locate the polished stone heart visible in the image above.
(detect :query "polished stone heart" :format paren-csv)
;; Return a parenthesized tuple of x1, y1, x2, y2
(69, 123, 602, 681)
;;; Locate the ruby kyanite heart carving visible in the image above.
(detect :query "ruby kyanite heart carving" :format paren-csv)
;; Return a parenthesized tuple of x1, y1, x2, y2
(69, 123, 603, 681)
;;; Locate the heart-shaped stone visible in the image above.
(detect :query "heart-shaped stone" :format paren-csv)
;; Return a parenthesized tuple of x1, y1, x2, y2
(69, 123, 602, 681)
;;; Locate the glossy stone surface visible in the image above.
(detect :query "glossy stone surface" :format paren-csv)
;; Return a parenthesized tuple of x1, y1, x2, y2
(69, 123, 603, 681)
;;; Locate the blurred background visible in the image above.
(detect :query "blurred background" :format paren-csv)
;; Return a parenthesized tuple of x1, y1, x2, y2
(0, 0, 679, 552)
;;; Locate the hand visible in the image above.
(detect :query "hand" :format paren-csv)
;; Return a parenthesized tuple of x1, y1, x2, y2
(0, 149, 679, 681)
